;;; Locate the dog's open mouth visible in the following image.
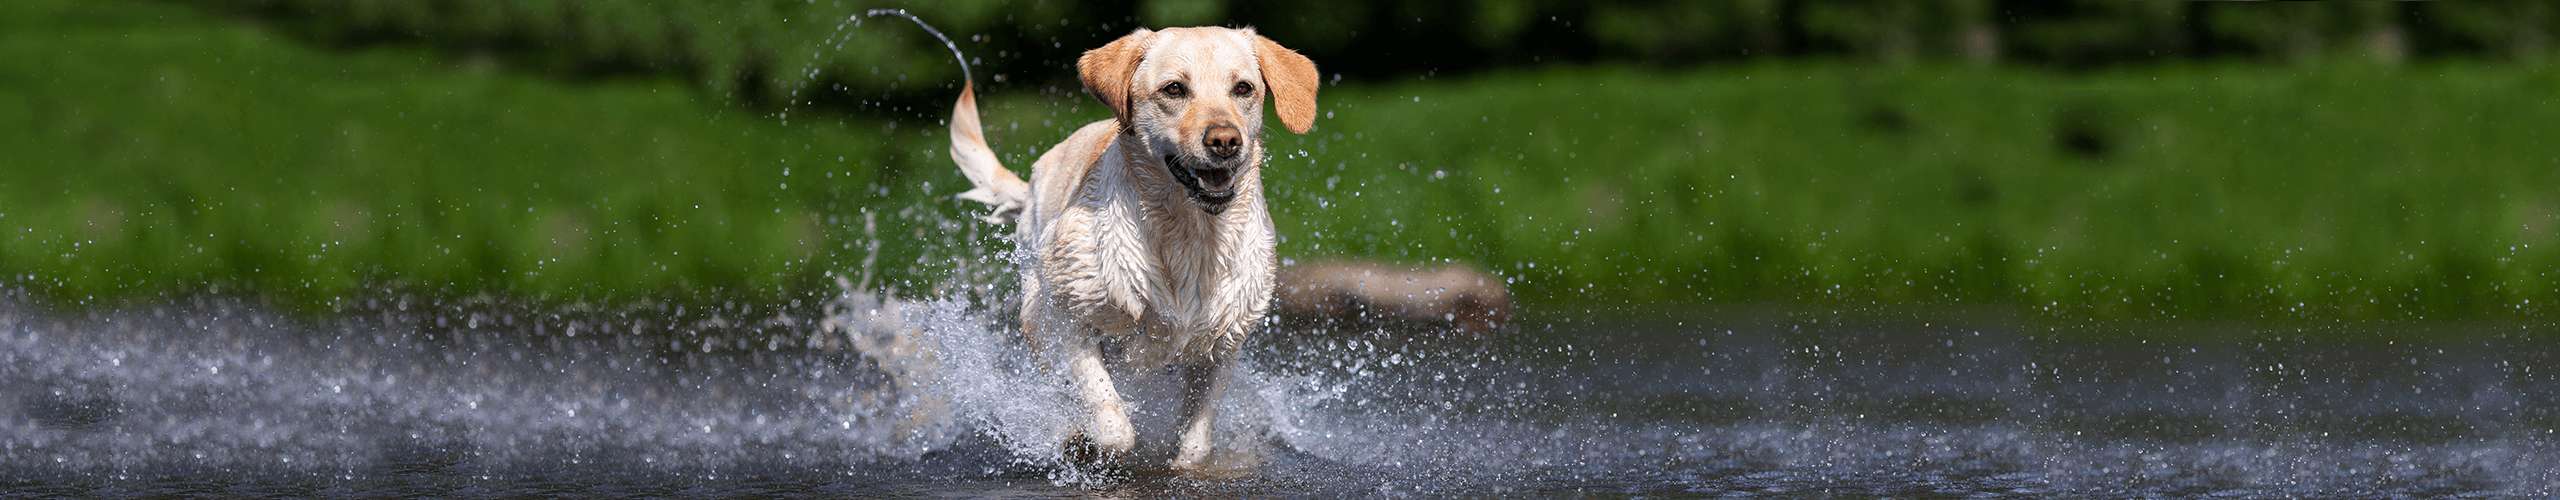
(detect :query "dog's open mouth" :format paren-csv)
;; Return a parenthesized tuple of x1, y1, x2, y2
(1165, 154, 1237, 214)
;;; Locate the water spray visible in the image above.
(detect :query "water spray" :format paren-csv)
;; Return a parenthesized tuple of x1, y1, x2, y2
(865, 9, 972, 86)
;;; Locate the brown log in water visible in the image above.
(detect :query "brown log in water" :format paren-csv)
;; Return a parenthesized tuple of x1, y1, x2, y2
(1274, 260, 1512, 335)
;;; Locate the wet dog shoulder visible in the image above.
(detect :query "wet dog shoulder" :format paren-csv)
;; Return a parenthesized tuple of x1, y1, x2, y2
(1027, 120, 1122, 223)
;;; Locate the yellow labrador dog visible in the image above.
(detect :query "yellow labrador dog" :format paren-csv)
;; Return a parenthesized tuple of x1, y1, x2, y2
(942, 27, 1318, 472)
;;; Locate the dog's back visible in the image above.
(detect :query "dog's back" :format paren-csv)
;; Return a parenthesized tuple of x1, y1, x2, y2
(1018, 121, 1119, 240)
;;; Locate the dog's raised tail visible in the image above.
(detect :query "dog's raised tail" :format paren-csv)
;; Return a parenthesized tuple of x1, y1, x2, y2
(868, 9, 1026, 224)
(947, 83, 1028, 224)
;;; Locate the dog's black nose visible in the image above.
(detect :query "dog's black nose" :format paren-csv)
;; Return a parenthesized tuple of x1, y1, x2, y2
(1204, 125, 1242, 159)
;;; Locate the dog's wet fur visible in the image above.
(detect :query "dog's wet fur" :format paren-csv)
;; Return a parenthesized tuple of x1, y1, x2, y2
(941, 26, 1320, 475)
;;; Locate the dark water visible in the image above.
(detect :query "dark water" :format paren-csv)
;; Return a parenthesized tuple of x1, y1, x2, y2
(3, 292, 2555, 497)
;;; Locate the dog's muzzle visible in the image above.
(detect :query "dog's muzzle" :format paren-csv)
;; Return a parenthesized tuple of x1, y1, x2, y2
(1165, 155, 1237, 214)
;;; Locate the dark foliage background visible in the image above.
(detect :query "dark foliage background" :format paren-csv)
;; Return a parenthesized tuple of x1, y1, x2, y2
(188, 1, 2559, 103)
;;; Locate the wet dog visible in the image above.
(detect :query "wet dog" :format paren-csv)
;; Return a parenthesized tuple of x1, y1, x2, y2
(941, 27, 1319, 473)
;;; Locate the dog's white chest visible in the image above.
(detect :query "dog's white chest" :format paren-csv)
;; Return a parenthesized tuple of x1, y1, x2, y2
(1031, 162, 1275, 363)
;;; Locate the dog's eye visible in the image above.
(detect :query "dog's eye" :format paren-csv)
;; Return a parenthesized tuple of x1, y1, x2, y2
(1160, 81, 1188, 98)
(1231, 81, 1254, 97)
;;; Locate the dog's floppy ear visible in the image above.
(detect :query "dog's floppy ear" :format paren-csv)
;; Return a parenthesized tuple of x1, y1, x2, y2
(1253, 33, 1320, 134)
(1078, 28, 1155, 130)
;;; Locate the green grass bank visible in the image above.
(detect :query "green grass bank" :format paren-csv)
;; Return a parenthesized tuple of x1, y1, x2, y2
(8, 0, 2559, 320)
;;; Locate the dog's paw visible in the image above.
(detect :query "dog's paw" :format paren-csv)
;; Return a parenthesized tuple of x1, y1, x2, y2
(1168, 452, 1252, 480)
(1167, 453, 1210, 476)
(1061, 431, 1133, 475)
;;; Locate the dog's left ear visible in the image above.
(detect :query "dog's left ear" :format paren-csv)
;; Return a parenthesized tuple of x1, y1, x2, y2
(1253, 33, 1320, 134)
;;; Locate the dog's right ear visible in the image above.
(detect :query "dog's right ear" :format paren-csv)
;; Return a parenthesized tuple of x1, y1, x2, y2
(1078, 28, 1155, 131)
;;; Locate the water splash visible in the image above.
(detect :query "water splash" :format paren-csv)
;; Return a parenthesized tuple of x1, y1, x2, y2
(862, 9, 971, 85)
(3, 286, 2557, 495)
(774, 8, 970, 128)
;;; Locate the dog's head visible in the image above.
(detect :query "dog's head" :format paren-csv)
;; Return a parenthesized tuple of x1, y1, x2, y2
(1078, 27, 1319, 214)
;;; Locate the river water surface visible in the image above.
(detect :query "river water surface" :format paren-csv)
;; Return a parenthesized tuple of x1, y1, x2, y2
(3, 291, 2555, 497)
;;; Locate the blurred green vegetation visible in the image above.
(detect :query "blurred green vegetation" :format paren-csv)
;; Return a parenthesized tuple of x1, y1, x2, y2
(2, 0, 956, 306)
(10, 0, 2560, 321)
(185, 1, 2560, 107)
(183, 0, 1099, 107)
(1237, 63, 2559, 320)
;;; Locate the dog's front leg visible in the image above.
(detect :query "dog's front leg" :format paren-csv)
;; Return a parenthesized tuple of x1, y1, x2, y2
(1059, 333, 1135, 467)
(1169, 357, 1234, 472)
